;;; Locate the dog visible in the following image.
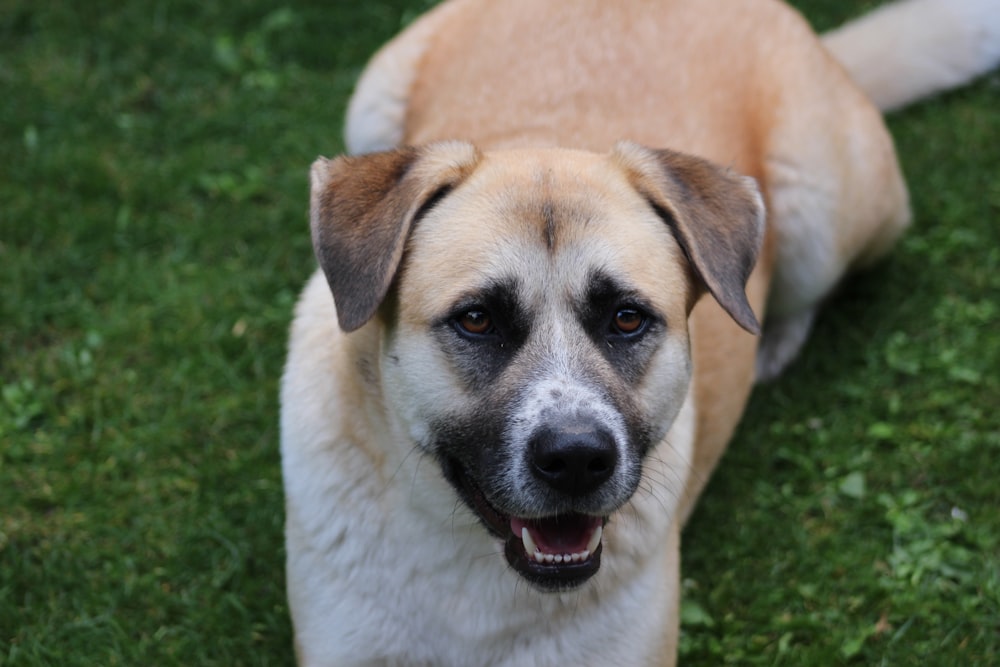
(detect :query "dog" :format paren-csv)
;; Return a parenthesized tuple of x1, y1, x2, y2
(280, 1, 1000, 664)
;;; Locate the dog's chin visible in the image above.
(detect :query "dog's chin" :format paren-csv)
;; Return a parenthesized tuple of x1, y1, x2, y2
(444, 458, 607, 592)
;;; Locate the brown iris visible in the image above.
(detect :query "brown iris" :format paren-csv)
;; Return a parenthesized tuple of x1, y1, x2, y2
(457, 310, 493, 335)
(612, 308, 644, 335)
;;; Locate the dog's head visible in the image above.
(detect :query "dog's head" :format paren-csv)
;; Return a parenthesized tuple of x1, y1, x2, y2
(310, 141, 763, 590)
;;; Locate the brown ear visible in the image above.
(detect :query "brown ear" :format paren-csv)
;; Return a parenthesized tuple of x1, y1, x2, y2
(310, 141, 480, 332)
(612, 141, 766, 335)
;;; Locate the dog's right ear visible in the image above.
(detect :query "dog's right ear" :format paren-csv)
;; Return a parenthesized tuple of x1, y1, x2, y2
(310, 142, 481, 332)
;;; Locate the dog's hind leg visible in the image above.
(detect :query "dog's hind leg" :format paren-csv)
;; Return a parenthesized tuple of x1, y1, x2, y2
(756, 308, 817, 382)
(756, 67, 911, 381)
(757, 0, 1000, 381)
(344, 3, 464, 154)
(343, 43, 416, 154)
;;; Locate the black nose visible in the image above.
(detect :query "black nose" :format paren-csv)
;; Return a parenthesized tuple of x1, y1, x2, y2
(529, 423, 618, 496)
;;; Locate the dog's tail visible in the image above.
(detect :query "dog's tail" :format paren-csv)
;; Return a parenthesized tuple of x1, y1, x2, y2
(822, 0, 1000, 112)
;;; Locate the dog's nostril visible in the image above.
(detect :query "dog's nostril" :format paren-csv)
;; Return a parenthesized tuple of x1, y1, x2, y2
(530, 425, 618, 496)
(537, 457, 567, 475)
(588, 458, 610, 474)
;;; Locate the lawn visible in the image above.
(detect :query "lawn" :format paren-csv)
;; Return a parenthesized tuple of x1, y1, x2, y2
(1, 1, 997, 665)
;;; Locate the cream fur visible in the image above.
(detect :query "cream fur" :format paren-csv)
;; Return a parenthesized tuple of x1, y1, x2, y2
(823, 0, 1000, 112)
(283, 268, 697, 667)
(283, 1, 999, 665)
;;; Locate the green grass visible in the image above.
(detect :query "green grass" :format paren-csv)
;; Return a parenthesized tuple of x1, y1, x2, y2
(1, 1, 997, 664)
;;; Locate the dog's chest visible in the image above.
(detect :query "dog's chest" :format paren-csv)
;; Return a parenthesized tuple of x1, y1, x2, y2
(333, 534, 670, 666)
(299, 470, 677, 666)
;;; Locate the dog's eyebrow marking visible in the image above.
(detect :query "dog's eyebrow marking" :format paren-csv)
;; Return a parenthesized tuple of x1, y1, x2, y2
(542, 201, 557, 252)
(580, 270, 650, 315)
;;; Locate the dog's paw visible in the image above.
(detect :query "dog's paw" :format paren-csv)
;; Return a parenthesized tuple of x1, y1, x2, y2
(755, 308, 817, 382)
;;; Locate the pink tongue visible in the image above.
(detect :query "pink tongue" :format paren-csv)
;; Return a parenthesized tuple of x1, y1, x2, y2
(510, 514, 600, 554)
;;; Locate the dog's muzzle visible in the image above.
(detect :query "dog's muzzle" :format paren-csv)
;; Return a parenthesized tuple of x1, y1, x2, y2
(446, 419, 623, 591)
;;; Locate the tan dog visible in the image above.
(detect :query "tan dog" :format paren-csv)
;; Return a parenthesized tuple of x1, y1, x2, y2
(281, 1, 1000, 664)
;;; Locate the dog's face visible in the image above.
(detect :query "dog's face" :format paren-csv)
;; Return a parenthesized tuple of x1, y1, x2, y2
(310, 141, 763, 590)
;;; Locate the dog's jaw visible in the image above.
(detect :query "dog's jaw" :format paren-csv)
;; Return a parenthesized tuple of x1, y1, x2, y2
(443, 455, 607, 590)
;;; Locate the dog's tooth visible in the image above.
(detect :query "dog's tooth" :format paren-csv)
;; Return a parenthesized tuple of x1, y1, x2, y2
(521, 527, 537, 557)
(586, 525, 603, 555)
(523, 527, 600, 566)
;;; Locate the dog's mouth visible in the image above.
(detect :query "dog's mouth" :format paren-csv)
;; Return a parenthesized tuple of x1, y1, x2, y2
(446, 459, 605, 590)
(505, 514, 604, 590)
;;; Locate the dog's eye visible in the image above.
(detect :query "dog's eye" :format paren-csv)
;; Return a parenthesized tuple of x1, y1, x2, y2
(455, 310, 494, 336)
(611, 308, 647, 336)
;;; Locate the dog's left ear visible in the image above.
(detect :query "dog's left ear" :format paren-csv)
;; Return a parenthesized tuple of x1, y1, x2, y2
(310, 141, 481, 332)
(612, 141, 766, 335)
